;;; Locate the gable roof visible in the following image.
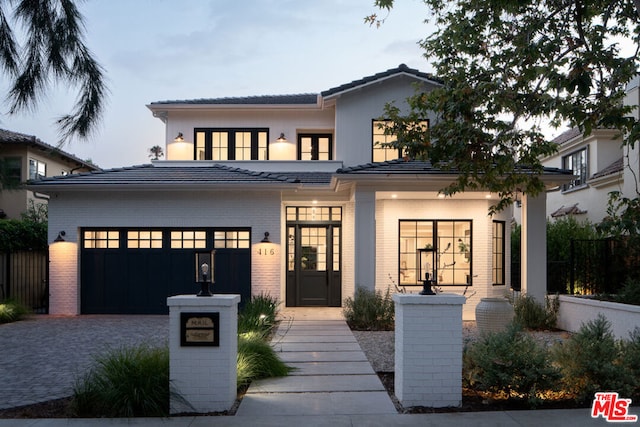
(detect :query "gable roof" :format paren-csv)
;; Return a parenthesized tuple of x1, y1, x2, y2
(0, 129, 99, 171)
(321, 64, 442, 99)
(28, 163, 333, 190)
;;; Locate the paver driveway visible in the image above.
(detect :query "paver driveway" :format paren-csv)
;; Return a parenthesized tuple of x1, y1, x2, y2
(0, 315, 169, 410)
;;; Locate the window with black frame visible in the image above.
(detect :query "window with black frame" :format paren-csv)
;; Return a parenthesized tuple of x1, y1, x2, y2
(562, 147, 588, 191)
(194, 128, 268, 160)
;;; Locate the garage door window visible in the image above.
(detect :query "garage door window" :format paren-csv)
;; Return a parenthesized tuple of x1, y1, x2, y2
(214, 231, 250, 248)
(127, 230, 163, 249)
(171, 231, 207, 249)
(84, 231, 120, 249)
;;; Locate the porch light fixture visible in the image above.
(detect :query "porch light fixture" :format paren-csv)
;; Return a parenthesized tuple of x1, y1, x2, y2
(174, 132, 184, 142)
(417, 248, 436, 295)
(195, 250, 215, 297)
(54, 231, 66, 243)
(276, 133, 288, 143)
(261, 232, 271, 243)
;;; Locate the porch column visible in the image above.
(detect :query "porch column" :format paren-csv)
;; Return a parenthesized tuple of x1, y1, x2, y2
(354, 189, 376, 291)
(521, 192, 547, 303)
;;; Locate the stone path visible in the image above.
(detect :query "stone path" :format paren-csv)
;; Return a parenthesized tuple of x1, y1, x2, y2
(0, 315, 168, 409)
(236, 314, 397, 416)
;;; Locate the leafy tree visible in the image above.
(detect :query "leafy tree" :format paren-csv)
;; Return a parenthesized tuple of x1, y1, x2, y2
(367, 0, 640, 213)
(0, 0, 107, 142)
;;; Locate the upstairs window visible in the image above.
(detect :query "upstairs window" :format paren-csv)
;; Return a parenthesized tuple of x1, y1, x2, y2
(28, 159, 46, 180)
(195, 128, 268, 160)
(562, 147, 588, 191)
(372, 120, 428, 162)
(1, 157, 22, 185)
(298, 134, 332, 160)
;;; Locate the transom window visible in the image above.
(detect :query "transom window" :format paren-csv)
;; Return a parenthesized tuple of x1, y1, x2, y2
(28, 158, 46, 180)
(399, 220, 471, 286)
(195, 128, 268, 160)
(372, 120, 428, 162)
(83, 230, 120, 249)
(562, 147, 588, 190)
(298, 134, 332, 160)
(286, 206, 342, 222)
(492, 221, 505, 286)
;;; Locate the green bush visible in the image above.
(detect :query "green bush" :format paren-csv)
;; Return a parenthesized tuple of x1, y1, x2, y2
(0, 299, 29, 323)
(512, 294, 559, 330)
(615, 278, 640, 306)
(552, 315, 635, 403)
(463, 323, 561, 407)
(237, 332, 291, 388)
(72, 344, 182, 417)
(238, 292, 280, 336)
(343, 286, 394, 331)
(619, 328, 640, 399)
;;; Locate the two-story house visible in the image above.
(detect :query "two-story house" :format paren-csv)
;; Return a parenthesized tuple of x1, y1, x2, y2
(0, 129, 98, 219)
(31, 64, 571, 317)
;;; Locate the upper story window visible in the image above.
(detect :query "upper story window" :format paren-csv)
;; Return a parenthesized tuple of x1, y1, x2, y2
(194, 128, 268, 161)
(1, 157, 22, 185)
(28, 159, 46, 180)
(562, 147, 588, 191)
(298, 134, 332, 160)
(372, 120, 428, 162)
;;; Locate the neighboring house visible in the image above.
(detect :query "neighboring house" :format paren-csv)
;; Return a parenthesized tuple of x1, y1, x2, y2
(0, 129, 99, 219)
(533, 76, 640, 225)
(30, 64, 571, 318)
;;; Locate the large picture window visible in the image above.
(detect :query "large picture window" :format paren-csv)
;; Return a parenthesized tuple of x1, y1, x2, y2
(399, 220, 471, 286)
(194, 128, 268, 161)
(562, 147, 588, 190)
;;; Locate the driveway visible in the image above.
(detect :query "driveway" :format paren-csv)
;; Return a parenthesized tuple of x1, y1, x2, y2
(0, 315, 169, 410)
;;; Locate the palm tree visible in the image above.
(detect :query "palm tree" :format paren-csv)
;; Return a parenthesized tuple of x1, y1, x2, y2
(148, 145, 164, 160)
(0, 0, 107, 142)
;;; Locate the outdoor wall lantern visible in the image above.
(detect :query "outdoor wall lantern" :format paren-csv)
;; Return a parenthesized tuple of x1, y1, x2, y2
(275, 133, 288, 143)
(174, 132, 184, 142)
(418, 247, 436, 295)
(195, 250, 215, 297)
(261, 232, 271, 243)
(53, 231, 66, 243)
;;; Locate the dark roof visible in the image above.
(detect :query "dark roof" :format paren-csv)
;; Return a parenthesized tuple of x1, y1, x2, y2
(150, 94, 318, 106)
(550, 203, 587, 218)
(321, 64, 442, 97)
(591, 157, 624, 180)
(0, 129, 99, 171)
(29, 164, 333, 187)
(551, 128, 582, 145)
(337, 158, 572, 176)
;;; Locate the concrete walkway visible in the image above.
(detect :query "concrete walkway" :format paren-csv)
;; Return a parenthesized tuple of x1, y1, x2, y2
(236, 308, 397, 416)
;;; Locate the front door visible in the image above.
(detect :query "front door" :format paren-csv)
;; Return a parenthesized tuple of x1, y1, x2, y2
(286, 207, 341, 306)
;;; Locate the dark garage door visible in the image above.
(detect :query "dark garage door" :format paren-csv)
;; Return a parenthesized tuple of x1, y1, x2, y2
(80, 228, 251, 314)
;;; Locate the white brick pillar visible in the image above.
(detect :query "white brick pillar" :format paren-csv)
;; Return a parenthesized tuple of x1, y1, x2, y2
(167, 295, 240, 414)
(393, 293, 465, 408)
(48, 240, 79, 315)
(521, 192, 547, 303)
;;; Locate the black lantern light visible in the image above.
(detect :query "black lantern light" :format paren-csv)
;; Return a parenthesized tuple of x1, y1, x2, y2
(195, 250, 215, 296)
(418, 247, 436, 295)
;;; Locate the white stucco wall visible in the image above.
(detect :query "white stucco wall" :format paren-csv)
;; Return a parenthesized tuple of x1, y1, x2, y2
(375, 197, 512, 320)
(332, 75, 440, 167)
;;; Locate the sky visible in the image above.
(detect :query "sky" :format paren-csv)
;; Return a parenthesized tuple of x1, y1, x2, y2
(0, 0, 436, 169)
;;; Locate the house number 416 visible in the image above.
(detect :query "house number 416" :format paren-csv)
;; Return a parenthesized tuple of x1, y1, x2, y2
(257, 248, 275, 256)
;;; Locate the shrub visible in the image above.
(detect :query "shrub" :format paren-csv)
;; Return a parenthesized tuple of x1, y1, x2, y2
(0, 299, 29, 324)
(342, 286, 394, 331)
(512, 294, 559, 330)
(238, 292, 279, 336)
(618, 328, 640, 400)
(552, 315, 635, 403)
(615, 278, 640, 306)
(237, 332, 291, 388)
(463, 323, 561, 407)
(72, 344, 182, 417)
